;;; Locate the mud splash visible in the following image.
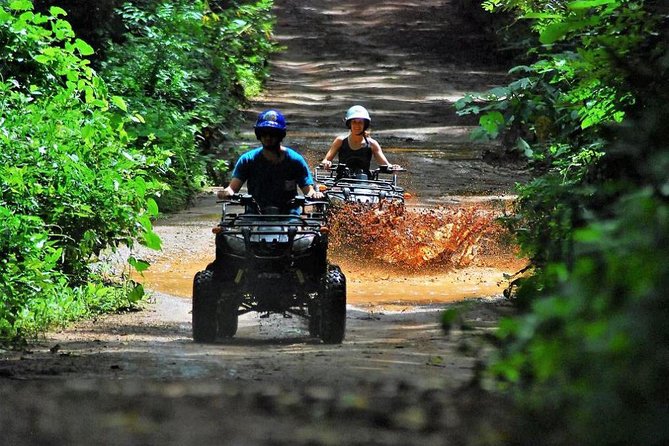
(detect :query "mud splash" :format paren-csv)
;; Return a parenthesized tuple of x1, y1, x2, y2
(328, 201, 507, 269)
(326, 201, 523, 307)
(133, 198, 524, 307)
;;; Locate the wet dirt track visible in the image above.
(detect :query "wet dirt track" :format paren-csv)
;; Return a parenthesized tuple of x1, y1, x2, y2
(1, 289, 516, 446)
(130, 193, 525, 306)
(0, 1, 526, 444)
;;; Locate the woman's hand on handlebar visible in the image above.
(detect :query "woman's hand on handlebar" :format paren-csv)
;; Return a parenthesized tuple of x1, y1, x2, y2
(320, 159, 333, 169)
(379, 164, 403, 172)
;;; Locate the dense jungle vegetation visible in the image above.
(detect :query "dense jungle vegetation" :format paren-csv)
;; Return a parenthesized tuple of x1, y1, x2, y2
(1, 0, 667, 443)
(0, 0, 276, 340)
(456, 1, 669, 444)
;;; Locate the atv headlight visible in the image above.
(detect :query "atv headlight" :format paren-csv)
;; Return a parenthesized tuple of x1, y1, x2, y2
(224, 234, 246, 254)
(293, 234, 316, 252)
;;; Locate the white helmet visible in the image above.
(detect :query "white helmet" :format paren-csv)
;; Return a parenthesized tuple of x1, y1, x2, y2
(344, 105, 371, 130)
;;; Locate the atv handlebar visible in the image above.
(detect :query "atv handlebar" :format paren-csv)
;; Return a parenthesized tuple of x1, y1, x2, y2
(376, 164, 406, 173)
(216, 193, 254, 205)
(217, 193, 328, 213)
(318, 162, 406, 173)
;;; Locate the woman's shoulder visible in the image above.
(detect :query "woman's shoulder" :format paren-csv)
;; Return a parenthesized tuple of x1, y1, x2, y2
(366, 136, 381, 148)
(365, 135, 380, 145)
(329, 135, 347, 148)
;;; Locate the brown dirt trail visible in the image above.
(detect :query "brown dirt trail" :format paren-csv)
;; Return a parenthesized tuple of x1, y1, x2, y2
(0, 1, 523, 445)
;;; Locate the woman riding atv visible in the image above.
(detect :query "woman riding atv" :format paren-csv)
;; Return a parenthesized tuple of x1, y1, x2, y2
(320, 105, 401, 179)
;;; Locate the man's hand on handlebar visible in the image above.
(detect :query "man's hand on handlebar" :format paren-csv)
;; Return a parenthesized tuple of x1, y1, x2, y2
(216, 186, 236, 200)
(320, 160, 333, 169)
(306, 190, 325, 200)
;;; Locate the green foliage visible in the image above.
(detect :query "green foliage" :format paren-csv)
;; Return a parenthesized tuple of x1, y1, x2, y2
(457, 0, 658, 269)
(1, 0, 166, 340)
(460, 1, 669, 444)
(441, 308, 459, 333)
(100, 0, 277, 211)
(458, 0, 647, 141)
(491, 191, 669, 445)
(0, 0, 278, 341)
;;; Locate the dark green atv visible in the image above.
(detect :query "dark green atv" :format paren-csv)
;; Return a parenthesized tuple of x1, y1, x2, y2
(192, 194, 346, 344)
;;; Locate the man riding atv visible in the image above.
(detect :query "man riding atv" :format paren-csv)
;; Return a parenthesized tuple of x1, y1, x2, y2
(193, 110, 346, 345)
(217, 109, 324, 208)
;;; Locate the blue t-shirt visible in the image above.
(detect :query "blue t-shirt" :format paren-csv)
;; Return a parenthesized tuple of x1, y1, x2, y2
(232, 146, 314, 213)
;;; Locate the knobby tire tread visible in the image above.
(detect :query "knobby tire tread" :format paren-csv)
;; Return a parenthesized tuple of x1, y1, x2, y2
(319, 264, 347, 344)
(192, 270, 218, 343)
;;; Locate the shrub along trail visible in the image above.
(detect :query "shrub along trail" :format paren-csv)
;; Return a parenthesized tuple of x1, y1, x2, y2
(0, 1, 527, 444)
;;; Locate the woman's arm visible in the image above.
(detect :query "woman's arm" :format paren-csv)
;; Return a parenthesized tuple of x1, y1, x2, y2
(370, 138, 401, 169)
(370, 138, 390, 165)
(321, 137, 343, 168)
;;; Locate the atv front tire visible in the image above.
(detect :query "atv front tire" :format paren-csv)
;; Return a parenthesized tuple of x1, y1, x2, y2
(308, 300, 321, 337)
(217, 287, 239, 338)
(192, 270, 218, 343)
(318, 265, 347, 344)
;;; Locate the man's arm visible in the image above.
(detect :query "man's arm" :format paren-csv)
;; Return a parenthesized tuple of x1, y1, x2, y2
(301, 184, 323, 199)
(217, 178, 243, 199)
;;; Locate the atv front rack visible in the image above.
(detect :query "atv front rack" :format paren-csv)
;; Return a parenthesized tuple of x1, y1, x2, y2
(323, 177, 405, 202)
(314, 163, 405, 187)
(220, 193, 329, 220)
(314, 163, 406, 203)
(216, 214, 328, 261)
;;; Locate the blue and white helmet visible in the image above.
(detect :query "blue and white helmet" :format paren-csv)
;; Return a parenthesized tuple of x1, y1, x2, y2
(344, 105, 371, 130)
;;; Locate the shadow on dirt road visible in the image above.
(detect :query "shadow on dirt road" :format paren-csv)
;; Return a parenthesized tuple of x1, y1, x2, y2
(1, 291, 516, 445)
(246, 0, 511, 148)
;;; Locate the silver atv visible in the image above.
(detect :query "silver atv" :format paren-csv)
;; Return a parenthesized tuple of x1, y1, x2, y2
(314, 163, 406, 205)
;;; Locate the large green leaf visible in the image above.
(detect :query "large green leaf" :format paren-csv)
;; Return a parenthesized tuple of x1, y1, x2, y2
(128, 256, 151, 273)
(74, 38, 94, 56)
(142, 230, 162, 251)
(539, 22, 572, 44)
(569, 0, 618, 9)
(9, 0, 33, 11)
(49, 6, 67, 17)
(479, 111, 505, 137)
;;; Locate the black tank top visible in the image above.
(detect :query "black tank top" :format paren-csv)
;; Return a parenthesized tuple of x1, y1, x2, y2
(338, 136, 372, 174)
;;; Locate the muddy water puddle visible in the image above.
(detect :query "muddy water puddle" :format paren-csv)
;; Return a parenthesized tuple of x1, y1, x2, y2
(134, 201, 524, 309)
(134, 255, 519, 307)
